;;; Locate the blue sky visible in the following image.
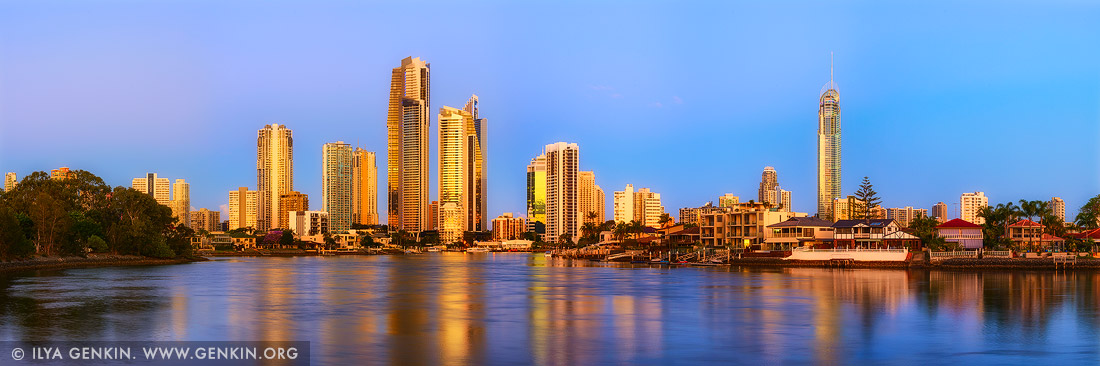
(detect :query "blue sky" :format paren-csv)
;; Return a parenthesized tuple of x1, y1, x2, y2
(1, 0, 1098, 222)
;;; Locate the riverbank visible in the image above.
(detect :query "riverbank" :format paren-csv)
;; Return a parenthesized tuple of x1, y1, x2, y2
(716, 257, 1100, 270)
(0, 254, 206, 274)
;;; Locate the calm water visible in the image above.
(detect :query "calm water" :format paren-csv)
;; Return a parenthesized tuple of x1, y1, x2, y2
(1, 253, 1099, 365)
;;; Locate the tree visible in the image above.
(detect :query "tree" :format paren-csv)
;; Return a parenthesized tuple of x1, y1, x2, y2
(1075, 194, 1100, 230)
(360, 234, 378, 248)
(613, 221, 629, 243)
(852, 176, 881, 221)
(323, 233, 337, 250)
(87, 235, 108, 253)
(165, 224, 194, 258)
(579, 222, 599, 245)
(521, 231, 540, 242)
(557, 233, 574, 247)
(279, 229, 295, 247)
(0, 205, 35, 260)
(658, 213, 672, 228)
(977, 202, 1023, 251)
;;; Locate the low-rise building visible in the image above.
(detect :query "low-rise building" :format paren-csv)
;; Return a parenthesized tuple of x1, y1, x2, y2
(1008, 219, 1064, 250)
(698, 202, 807, 249)
(289, 211, 328, 236)
(678, 203, 725, 227)
(764, 217, 835, 250)
(831, 219, 914, 249)
(492, 213, 527, 240)
(935, 218, 984, 249)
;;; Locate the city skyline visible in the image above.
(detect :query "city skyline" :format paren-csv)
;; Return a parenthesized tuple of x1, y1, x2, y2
(1, 1, 1097, 222)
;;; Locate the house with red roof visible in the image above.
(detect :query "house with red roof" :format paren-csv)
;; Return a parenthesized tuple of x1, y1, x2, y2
(936, 219, 984, 249)
(1008, 219, 1064, 250)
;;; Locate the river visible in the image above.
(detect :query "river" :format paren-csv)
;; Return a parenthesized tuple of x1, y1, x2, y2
(1, 253, 1098, 365)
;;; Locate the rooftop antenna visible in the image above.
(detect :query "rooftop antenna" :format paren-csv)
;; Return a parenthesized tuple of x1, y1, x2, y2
(830, 51, 834, 84)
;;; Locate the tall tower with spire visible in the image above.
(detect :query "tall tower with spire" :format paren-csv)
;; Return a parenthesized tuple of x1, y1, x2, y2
(817, 53, 842, 220)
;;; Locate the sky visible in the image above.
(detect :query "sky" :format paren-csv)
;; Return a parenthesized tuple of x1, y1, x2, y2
(1, 0, 1098, 222)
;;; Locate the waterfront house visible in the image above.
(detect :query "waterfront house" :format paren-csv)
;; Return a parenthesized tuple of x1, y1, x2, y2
(935, 219, 984, 249)
(1007, 219, 1064, 250)
(763, 217, 835, 250)
(830, 219, 906, 249)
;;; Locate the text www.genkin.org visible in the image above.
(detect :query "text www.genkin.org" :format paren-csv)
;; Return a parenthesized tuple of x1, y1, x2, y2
(2, 341, 310, 364)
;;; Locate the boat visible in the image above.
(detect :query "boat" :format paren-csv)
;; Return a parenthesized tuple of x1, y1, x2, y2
(544, 251, 553, 258)
(466, 247, 490, 253)
(709, 258, 725, 264)
(426, 248, 441, 252)
(650, 258, 668, 264)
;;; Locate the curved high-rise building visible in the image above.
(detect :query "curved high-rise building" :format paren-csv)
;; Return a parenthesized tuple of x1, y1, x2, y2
(817, 58, 841, 220)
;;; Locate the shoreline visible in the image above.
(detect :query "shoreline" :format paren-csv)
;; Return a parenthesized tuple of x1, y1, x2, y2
(0, 254, 206, 274)
(5, 252, 1098, 274)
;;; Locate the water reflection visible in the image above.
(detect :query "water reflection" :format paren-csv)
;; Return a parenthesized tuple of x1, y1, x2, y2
(1, 255, 1099, 365)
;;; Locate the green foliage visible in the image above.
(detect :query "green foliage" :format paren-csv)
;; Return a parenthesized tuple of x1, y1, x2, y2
(977, 202, 1018, 250)
(658, 213, 672, 227)
(323, 233, 337, 250)
(908, 214, 940, 243)
(520, 231, 540, 242)
(141, 236, 175, 258)
(557, 233, 574, 246)
(165, 224, 195, 258)
(279, 229, 295, 247)
(851, 176, 881, 220)
(1075, 194, 1100, 230)
(87, 235, 108, 253)
(360, 234, 378, 248)
(0, 205, 35, 260)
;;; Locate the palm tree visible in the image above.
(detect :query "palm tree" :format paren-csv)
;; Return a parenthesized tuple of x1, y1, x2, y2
(613, 221, 628, 243)
(580, 222, 599, 244)
(658, 213, 672, 228)
(628, 220, 644, 240)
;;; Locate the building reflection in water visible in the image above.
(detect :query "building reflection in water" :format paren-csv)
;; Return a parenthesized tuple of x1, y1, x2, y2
(2, 255, 1100, 364)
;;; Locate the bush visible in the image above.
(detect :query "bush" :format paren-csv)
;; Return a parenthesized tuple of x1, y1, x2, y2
(141, 237, 176, 258)
(88, 235, 108, 253)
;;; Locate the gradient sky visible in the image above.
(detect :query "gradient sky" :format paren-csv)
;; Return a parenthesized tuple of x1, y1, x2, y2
(1, 0, 1098, 222)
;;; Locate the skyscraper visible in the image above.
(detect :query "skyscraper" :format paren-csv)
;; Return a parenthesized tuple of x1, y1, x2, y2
(258, 124, 294, 232)
(322, 141, 353, 233)
(578, 171, 603, 225)
(774, 186, 791, 211)
(387, 56, 430, 232)
(817, 56, 842, 220)
(718, 194, 739, 207)
(436, 96, 488, 242)
(4, 172, 16, 192)
(960, 192, 988, 225)
(132, 173, 171, 205)
(614, 184, 635, 223)
(171, 179, 190, 228)
(1050, 197, 1066, 221)
(228, 187, 261, 230)
(759, 166, 778, 204)
(544, 142, 579, 243)
(438, 106, 472, 243)
(633, 188, 665, 228)
(279, 191, 309, 230)
(464, 95, 488, 233)
(190, 208, 221, 233)
(352, 148, 378, 226)
(932, 202, 948, 223)
(526, 154, 546, 234)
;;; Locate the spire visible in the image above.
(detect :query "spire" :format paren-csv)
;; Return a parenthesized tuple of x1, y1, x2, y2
(830, 51, 834, 84)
